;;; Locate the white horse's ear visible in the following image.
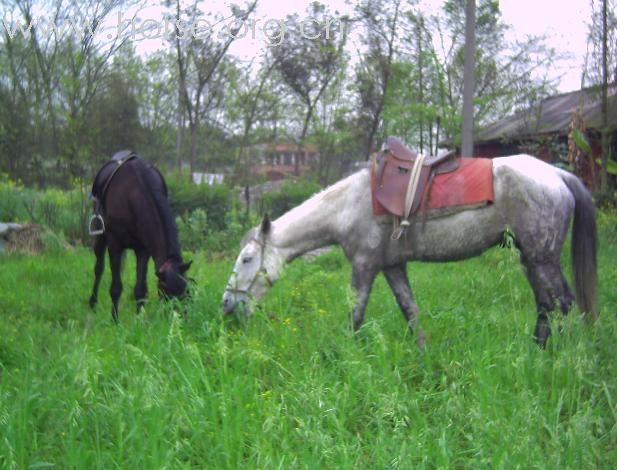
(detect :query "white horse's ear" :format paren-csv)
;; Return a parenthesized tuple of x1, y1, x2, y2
(261, 214, 271, 235)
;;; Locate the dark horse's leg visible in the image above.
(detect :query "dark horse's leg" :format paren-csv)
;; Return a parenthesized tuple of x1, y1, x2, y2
(89, 235, 106, 308)
(351, 261, 377, 331)
(108, 244, 124, 323)
(134, 248, 149, 312)
(383, 264, 426, 348)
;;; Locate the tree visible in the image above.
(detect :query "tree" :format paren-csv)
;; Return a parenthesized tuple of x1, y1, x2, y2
(432, 0, 559, 147)
(0, 0, 136, 184)
(355, 0, 405, 158)
(133, 52, 179, 165)
(271, 2, 348, 149)
(226, 57, 281, 183)
(383, 12, 447, 155)
(586, 0, 617, 193)
(87, 63, 143, 162)
(0, 32, 35, 180)
(170, 0, 256, 175)
(311, 55, 357, 182)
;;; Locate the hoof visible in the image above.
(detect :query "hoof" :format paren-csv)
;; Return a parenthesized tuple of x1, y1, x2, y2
(416, 328, 427, 350)
(136, 300, 146, 314)
(533, 314, 551, 349)
(533, 336, 548, 349)
(533, 328, 550, 349)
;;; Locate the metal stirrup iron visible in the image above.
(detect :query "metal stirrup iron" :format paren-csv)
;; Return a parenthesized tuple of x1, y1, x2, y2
(89, 213, 105, 236)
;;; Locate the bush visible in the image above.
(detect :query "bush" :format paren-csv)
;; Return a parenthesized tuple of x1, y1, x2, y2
(176, 208, 209, 252)
(260, 179, 321, 219)
(176, 206, 247, 254)
(166, 173, 232, 231)
(597, 207, 617, 243)
(593, 190, 617, 209)
(0, 175, 89, 244)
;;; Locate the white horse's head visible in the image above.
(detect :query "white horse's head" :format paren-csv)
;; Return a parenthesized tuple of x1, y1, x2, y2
(222, 216, 276, 315)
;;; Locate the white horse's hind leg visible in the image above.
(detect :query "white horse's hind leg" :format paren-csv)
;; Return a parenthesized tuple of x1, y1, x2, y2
(521, 259, 574, 347)
(383, 264, 426, 348)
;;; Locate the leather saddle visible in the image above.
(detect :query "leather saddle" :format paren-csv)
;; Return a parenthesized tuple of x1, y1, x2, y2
(89, 150, 139, 235)
(373, 137, 459, 220)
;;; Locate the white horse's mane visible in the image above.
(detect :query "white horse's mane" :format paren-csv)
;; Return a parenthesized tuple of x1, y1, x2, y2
(274, 170, 366, 227)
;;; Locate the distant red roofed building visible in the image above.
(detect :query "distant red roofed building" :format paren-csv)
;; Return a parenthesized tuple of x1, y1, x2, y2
(247, 143, 319, 180)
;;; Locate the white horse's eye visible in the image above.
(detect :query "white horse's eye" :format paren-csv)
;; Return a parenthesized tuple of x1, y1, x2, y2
(242, 256, 253, 264)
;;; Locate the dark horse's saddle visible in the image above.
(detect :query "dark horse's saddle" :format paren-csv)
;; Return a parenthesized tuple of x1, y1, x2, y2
(89, 150, 139, 235)
(372, 137, 459, 225)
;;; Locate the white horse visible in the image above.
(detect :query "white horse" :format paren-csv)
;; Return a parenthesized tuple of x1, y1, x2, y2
(222, 155, 597, 347)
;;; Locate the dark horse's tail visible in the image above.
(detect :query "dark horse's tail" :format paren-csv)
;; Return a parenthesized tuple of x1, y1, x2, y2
(561, 172, 598, 321)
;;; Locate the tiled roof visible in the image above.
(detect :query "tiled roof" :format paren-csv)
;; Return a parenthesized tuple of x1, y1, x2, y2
(476, 84, 617, 143)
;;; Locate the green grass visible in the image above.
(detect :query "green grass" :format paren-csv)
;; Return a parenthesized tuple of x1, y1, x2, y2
(0, 223, 616, 469)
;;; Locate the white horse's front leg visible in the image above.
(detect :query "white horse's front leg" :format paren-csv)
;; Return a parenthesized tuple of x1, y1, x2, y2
(351, 262, 377, 331)
(383, 264, 426, 348)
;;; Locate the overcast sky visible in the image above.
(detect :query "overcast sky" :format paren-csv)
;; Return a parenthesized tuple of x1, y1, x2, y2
(232, 0, 592, 91)
(127, 0, 593, 93)
(498, 0, 591, 92)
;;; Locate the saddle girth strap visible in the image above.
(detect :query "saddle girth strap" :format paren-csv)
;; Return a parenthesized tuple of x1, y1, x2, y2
(402, 153, 426, 223)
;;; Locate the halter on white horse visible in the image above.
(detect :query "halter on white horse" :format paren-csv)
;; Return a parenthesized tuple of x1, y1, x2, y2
(224, 237, 274, 300)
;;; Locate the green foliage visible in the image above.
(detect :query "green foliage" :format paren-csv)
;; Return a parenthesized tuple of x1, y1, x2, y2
(260, 179, 322, 219)
(0, 175, 89, 243)
(39, 228, 70, 252)
(0, 215, 616, 467)
(594, 190, 617, 210)
(573, 128, 593, 154)
(595, 157, 617, 176)
(0, 175, 29, 221)
(166, 174, 232, 231)
(597, 207, 617, 240)
(176, 208, 210, 252)
(176, 207, 246, 253)
(166, 174, 250, 253)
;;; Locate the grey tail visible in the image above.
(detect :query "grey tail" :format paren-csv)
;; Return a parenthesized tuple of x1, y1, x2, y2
(561, 172, 598, 321)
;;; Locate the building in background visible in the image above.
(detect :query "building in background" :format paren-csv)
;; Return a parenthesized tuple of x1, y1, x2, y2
(471, 84, 617, 188)
(246, 143, 320, 181)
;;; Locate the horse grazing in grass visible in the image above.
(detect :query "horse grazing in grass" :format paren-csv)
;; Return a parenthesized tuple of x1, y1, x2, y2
(89, 151, 191, 322)
(222, 155, 597, 348)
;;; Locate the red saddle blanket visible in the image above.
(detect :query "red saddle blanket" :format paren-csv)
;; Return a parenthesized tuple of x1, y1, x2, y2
(372, 157, 495, 216)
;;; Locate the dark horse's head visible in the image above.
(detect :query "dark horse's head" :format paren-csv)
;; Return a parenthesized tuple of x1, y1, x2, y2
(156, 259, 192, 298)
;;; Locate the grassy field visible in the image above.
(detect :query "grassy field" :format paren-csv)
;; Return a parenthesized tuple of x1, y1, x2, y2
(0, 217, 616, 469)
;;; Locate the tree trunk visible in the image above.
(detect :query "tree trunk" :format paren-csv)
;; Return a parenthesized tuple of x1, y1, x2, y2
(600, 0, 610, 193)
(176, 83, 184, 170)
(461, 0, 476, 157)
(189, 120, 198, 179)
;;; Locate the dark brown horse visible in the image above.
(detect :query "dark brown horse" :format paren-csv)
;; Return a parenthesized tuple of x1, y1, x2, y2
(89, 151, 191, 321)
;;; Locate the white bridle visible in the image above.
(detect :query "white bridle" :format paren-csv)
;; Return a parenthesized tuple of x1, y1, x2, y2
(224, 238, 274, 299)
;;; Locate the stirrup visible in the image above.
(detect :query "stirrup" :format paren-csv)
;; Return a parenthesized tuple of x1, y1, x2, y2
(88, 214, 105, 236)
(391, 218, 410, 241)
